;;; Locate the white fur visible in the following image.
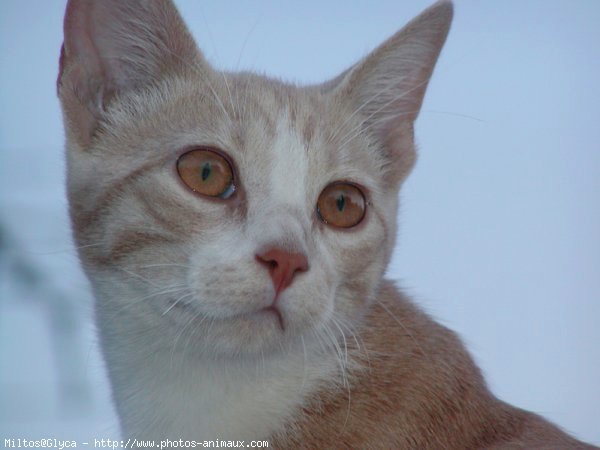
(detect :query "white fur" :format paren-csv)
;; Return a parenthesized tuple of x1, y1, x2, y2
(96, 293, 343, 440)
(268, 116, 309, 209)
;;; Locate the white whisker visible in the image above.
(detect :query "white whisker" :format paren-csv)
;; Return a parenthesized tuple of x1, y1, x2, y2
(376, 299, 431, 364)
(162, 292, 193, 316)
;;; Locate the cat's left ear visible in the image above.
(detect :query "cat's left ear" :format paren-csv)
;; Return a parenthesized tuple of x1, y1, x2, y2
(58, 0, 208, 147)
(326, 1, 453, 185)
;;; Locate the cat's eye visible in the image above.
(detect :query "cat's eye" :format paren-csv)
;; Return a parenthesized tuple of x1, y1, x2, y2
(177, 149, 235, 199)
(317, 182, 366, 228)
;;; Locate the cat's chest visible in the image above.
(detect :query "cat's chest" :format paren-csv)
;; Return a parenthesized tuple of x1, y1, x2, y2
(122, 347, 341, 441)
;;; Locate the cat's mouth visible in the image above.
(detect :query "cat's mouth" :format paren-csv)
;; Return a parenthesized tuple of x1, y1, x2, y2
(221, 305, 286, 333)
(165, 297, 286, 332)
(232, 305, 286, 331)
(260, 306, 285, 331)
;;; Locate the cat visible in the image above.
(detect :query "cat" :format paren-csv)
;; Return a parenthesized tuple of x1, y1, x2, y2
(57, 0, 597, 448)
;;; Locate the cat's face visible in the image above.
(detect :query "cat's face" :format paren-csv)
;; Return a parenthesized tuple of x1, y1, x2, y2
(59, 0, 451, 358)
(67, 74, 400, 357)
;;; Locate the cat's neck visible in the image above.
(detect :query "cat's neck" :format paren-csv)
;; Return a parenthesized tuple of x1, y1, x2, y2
(96, 299, 348, 441)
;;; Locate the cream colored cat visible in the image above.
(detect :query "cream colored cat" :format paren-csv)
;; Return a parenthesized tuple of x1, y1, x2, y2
(58, 0, 596, 448)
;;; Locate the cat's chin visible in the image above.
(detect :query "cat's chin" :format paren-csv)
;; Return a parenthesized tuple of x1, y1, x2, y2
(169, 305, 311, 359)
(225, 305, 286, 334)
(202, 325, 293, 359)
(253, 306, 285, 331)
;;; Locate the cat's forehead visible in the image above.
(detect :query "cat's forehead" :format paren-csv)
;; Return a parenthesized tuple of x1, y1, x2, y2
(165, 73, 379, 181)
(224, 75, 382, 199)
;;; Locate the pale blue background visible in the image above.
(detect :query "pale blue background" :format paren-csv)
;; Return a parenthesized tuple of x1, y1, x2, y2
(1, 0, 598, 443)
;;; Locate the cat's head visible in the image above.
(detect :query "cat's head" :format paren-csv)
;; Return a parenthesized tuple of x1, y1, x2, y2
(58, 0, 452, 358)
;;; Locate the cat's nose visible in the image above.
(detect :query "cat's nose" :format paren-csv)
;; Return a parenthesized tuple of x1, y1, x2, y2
(255, 248, 309, 295)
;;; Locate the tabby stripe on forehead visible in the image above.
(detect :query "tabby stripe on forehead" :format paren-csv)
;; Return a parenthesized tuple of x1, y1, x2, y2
(302, 114, 316, 151)
(242, 95, 277, 140)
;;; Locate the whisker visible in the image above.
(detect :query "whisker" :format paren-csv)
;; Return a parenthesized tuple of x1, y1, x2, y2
(235, 15, 262, 73)
(376, 299, 431, 364)
(116, 267, 161, 287)
(423, 109, 485, 122)
(220, 70, 238, 120)
(330, 317, 349, 366)
(162, 292, 194, 316)
(182, 309, 210, 362)
(330, 71, 438, 149)
(136, 263, 192, 270)
(336, 109, 417, 152)
(331, 313, 371, 370)
(300, 334, 308, 392)
(327, 60, 417, 144)
(170, 309, 208, 369)
(111, 36, 235, 126)
(16, 242, 104, 256)
(103, 283, 189, 320)
(321, 323, 348, 386)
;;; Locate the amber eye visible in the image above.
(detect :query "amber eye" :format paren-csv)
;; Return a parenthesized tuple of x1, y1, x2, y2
(177, 149, 235, 198)
(316, 182, 366, 228)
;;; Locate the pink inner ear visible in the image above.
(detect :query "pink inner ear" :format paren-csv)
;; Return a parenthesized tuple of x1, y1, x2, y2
(60, 0, 108, 113)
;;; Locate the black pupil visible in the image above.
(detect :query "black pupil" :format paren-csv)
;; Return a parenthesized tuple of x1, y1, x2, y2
(336, 194, 345, 212)
(201, 163, 211, 181)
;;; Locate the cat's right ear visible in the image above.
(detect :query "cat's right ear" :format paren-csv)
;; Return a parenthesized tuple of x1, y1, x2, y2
(58, 0, 207, 147)
(324, 1, 453, 186)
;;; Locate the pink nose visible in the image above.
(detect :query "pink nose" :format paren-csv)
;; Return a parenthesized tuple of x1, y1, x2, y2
(256, 248, 309, 295)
